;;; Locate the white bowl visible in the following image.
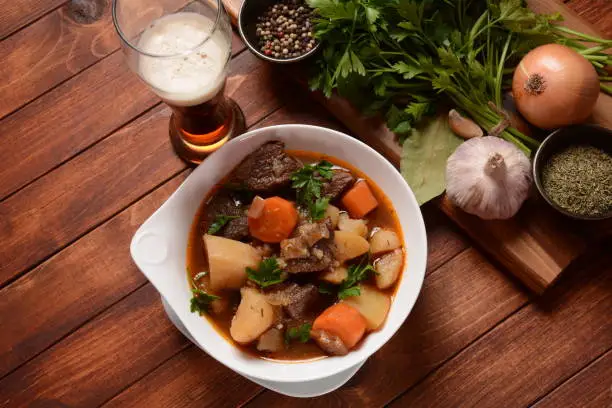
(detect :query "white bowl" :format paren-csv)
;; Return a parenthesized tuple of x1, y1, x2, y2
(130, 125, 427, 386)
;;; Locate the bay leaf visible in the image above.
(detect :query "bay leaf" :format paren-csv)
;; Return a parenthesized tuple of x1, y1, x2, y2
(400, 114, 463, 205)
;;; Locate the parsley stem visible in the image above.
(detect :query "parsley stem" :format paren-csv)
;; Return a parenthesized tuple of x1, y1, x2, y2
(579, 45, 607, 55)
(601, 83, 612, 96)
(554, 26, 612, 45)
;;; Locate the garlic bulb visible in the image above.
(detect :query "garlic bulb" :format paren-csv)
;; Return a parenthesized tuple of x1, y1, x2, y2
(446, 136, 532, 220)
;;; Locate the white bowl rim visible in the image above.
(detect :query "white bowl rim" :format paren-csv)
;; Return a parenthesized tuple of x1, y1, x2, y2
(130, 124, 427, 383)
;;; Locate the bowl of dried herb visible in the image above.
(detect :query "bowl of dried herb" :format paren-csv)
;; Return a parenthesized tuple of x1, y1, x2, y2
(533, 124, 612, 220)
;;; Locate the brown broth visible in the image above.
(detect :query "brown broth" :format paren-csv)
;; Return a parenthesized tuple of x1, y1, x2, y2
(186, 150, 405, 361)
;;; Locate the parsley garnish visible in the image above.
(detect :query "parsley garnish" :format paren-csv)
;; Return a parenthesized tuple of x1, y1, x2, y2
(290, 161, 334, 220)
(246, 257, 286, 288)
(207, 215, 240, 235)
(190, 288, 220, 315)
(338, 262, 376, 299)
(285, 323, 312, 343)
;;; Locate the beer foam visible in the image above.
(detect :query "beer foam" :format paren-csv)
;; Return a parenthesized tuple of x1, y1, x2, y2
(137, 12, 229, 107)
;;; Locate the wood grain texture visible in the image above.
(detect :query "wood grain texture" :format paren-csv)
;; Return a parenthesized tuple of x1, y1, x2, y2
(393, 247, 612, 407)
(0, 284, 190, 408)
(103, 346, 262, 408)
(0, 0, 207, 120)
(0, 1, 118, 119)
(0, 0, 65, 40)
(0, 173, 186, 378)
(534, 349, 612, 408)
(0, 32, 244, 200)
(0, 49, 288, 286)
(246, 249, 527, 407)
(563, 0, 612, 38)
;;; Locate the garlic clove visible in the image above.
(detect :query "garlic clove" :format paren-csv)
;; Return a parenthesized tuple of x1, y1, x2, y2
(448, 109, 484, 140)
(445, 136, 532, 220)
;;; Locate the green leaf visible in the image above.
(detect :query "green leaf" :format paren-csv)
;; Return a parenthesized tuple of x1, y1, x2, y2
(291, 161, 334, 219)
(190, 288, 220, 315)
(307, 0, 356, 20)
(285, 323, 312, 343)
(207, 215, 240, 235)
(310, 197, 330, 221)
(437, 47, 463, 72)
(247, 258, 286, 288)
(392, 61, 423, 79)
(338, 262, 376, 299)
(400, 114, 463, 206)
(365, 6, 380, 25)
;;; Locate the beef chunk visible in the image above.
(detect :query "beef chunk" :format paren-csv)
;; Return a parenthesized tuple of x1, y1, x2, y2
(265, 283, 320, 320)
(283, 238, 335, 273)
(280, 222, 331, 260)
(204, 191, 249, 240)
(233, 142, 302, 192)
(311, 329, 349, 356)
(322, 170, 355, 201)
(257, 328, 285, 352)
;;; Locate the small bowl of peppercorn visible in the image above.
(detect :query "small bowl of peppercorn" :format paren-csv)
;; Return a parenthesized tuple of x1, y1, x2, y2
(238, 0, 320, 63)
(533, 124, 612, 221)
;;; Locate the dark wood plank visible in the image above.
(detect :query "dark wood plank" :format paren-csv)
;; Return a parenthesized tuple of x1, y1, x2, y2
(0, 0, 64, 39)
(566, 0, 612, 38)
(103, 346, 262, 408)
(0, 284, 190, 408)
(393, 248, 612, 407)
(0, 32, 244, 200)
(0, 173, 186, 378)
(245, 248, 527, 407)
(0, 50, 288, 287)
(534, 349, 612, 408)
(0, 0, 232, 120)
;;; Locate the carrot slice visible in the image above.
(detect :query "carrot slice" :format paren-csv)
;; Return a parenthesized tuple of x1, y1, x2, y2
(248, 196, 298, 243)
(312, 303, 367, 349)
(341, 181, 379, 219)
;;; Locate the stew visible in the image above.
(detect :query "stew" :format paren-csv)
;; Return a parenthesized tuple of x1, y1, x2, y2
(186, 141, 404, 361)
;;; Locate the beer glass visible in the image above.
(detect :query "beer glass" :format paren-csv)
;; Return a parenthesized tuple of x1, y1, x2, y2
(112, 0, 245, 164)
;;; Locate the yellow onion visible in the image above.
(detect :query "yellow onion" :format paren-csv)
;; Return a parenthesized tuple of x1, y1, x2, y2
(512, 44, 600, 129)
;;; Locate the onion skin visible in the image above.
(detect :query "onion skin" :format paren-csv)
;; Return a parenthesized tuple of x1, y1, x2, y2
(512, 44, 600, 129)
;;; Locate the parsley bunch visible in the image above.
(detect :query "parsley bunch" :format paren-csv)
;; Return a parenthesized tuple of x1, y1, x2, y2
(290, 161, 334, 220)
(307, 0, 612, 154)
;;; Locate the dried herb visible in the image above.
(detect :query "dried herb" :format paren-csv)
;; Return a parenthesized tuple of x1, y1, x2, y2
(542, 145, 612, 216)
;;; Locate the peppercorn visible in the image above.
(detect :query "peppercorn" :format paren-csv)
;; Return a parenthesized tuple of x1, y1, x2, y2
(254, 0, 317, 60)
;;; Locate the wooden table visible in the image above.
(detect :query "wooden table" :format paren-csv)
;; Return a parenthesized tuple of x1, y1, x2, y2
(0, 1, 611, 407)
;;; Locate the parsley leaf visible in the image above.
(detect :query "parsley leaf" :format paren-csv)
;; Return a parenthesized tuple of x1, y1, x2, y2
(190, 288, 220, 315)
(246, 257, 286, 288)
(338, 262, 376, 299)
(290, 161, 334, 219)
(285, 323, 313, 343)
(207, 215, 240, 235)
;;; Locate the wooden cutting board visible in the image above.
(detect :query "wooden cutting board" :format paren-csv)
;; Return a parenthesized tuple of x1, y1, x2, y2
(223, 0, 612, 293)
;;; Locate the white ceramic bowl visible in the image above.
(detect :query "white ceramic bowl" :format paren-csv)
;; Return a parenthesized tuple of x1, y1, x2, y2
(130, 124, 427, 384)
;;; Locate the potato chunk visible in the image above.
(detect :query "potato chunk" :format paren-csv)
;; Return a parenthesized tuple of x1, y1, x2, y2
(338, 213, 368, 237)
(374, 249, 403, 289)
(325, 205, 340, 229)
(204, 234, 261, 291)
(230, 287, 277, 344)
(342, 284, 390, 330)
(369, 229, 401, 256)
(320, 266, 349, 284)
(334, 231, 369, 263)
